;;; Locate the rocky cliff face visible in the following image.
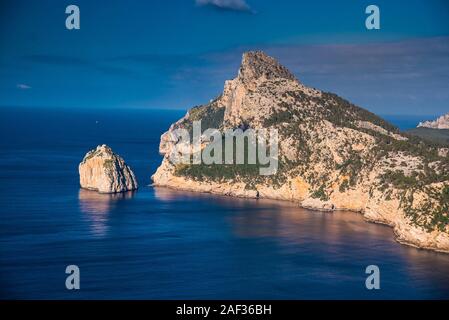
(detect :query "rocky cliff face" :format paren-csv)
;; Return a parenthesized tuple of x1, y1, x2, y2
(152, 51, 449, 253)
(79, 144, 138, 193)
(418, 113, 449, 129)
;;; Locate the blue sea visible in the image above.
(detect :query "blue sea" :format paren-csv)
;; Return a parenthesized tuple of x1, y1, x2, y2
(0, 107, 448, 299)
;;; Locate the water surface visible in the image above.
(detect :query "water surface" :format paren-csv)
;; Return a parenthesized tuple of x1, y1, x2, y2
(0, 107, 448, 299)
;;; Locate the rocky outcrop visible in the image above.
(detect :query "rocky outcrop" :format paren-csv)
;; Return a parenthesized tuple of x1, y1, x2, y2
(418, 113, 449, 129)
(152, 51, 449, 253)
(79, 144, 138, 193)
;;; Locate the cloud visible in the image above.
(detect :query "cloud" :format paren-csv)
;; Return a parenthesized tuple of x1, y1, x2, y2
(195, 0, 253, 13)
(200, 37, 449, 87)
(23, 54, 138, 78)
(108, 53, 204, 71)
(262, 37, 449, 86)
(169, 37, 449, 115)
(17, 83, 31, 89)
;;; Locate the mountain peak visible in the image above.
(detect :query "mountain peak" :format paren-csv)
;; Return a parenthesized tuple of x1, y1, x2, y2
(238, 51, 296, 83)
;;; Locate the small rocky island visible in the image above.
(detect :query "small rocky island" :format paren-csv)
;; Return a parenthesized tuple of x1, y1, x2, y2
(79, 144, 138, 193)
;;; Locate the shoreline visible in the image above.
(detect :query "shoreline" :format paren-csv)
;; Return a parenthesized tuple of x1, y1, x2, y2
(151, 182, 449, 255)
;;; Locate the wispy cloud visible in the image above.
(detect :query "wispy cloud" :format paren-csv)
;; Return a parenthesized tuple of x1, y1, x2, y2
(108, 53, 204, 71)
(13, 37, 449, 115)
(166, 37, 449, 114)
(17, 83, 31, 89)
(195, 0, 253, 13)
(23, 54, 138, 78)
(195, 37, 449, 88)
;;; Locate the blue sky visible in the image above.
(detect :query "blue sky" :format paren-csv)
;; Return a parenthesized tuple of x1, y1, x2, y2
(1, 0, 449, 115)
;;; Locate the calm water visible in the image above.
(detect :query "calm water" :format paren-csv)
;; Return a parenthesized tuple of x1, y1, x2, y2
(0, 107, 449, 299)
(381, 114, 432, 131)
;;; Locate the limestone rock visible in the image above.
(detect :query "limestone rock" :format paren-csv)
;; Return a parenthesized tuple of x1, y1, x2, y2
(238, 51, 296, 85)
(418, 113, 449, 129)
(79, 144, 138, 193)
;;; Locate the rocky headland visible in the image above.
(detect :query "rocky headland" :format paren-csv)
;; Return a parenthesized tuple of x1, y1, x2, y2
(418, 113, 449, 129)
(152, 51, 449, 253)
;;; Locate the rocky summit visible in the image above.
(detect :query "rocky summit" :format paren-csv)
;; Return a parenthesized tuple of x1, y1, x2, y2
(418, 113, 449, 129)
(79, 144, 138, 193)
(152, 51, 449, 253)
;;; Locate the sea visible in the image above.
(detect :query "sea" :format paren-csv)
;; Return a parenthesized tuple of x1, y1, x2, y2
(0, 107, 448, 299)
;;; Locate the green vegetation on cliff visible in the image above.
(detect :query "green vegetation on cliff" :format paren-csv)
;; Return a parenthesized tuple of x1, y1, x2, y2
(171, 81, 449, 233)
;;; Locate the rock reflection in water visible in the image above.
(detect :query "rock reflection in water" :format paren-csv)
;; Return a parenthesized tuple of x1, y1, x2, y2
(109, 187, 449, 298)
(78, 189, 135, 236)
(154, 187, 393, 250)
(226, 198, 394, 248)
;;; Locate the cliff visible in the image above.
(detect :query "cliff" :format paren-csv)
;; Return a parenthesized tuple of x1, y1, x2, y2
(418, 113, 449, 129)
(152, 51, 449, 253)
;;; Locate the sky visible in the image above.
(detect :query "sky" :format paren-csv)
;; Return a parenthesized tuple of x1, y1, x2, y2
(0, 0, 449, 116)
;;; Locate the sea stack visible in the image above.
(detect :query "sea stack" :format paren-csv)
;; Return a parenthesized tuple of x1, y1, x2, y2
(79, 144, 138, 193)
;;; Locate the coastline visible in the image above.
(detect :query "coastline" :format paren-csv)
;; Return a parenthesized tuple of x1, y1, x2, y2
(152, 180, 449, 254)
